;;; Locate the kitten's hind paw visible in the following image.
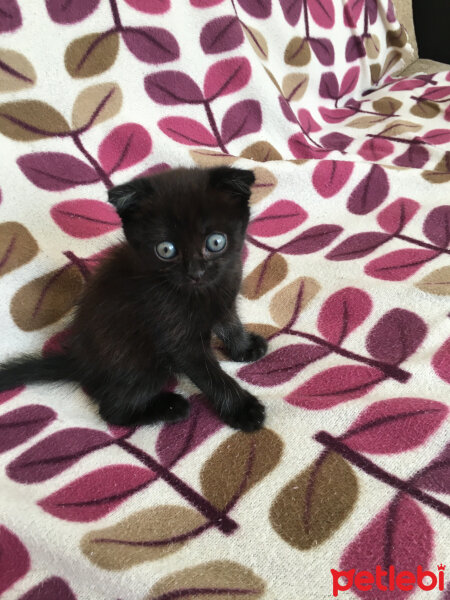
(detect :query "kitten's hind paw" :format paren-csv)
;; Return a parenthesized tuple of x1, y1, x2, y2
(150, 392, 190, 423)
(224, 393, 265, 432)
(230, 333, 268, 363)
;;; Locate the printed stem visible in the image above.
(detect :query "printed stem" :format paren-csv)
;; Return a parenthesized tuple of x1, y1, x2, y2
(203, 101, 228, 154)
(71, 133, 113, 189)
(412, 96, 450, 104)
(393, 233, 450, 255)
(116, 439, 238, 534)
(245, 235, 277, 253)
(315, 431, 450, 517)
(303, 0, 310, 38)
(109, 0, 123, 30)
(63, 251, 91, 281)
(363, 0, 369, 36)
(367, 133, 424, 145)
(300, 125, 323, 149)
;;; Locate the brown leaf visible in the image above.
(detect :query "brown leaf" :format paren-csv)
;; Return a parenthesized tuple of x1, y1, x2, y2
(201, 429, 283, 511)
(372, 96, 402, 115)
(415, 266, 450, 295)
(346, 115, 386, 128)
(251, 167, 278, 203)
(243, 25, 268, 60)
(10, 264, 83, 331)
(81, 506, 205, 570)
(422, 153, 450, 184)
(0, 222, 38, 277)
(386, 26, 408, 48)
(263, 66, 282, 94)
(377, 119, 422, 136)
(245, 323, 280, 339)
(284, 37, 311, 67)
(370, 63, 381, 85)
(65, 32, 119, 79)
(364, 34, 380, 59)
(72, 82, 122, 129)
(0, 100, 70, 141)
(270, 277, 320, 328)
(242, 253, 287, 299)
(147, 560, 265, 599)
(381, 49, 402, 78)
(270, 452, 358, 549)
(282, 73, 309, 102)
(240, 141, 282, 162)
(410, 99, 440, 119)
(189, 149, 237, 167)
(0, 49, 36, 93)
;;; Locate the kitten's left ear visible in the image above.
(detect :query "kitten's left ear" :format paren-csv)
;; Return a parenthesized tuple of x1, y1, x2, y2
(108, 178, 152, 218)
(209, 167, 255, 202)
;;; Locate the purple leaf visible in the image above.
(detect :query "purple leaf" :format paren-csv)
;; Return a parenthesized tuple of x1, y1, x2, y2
(281, 224, 343, 254)
(221, 99, 262, 144)
(309, 38, 335, 66)
(415, 442, 450, 494)
(236, 0, 271, 18)
(122, 27, 179, 64)
(200, 16, 243, 54)
(0, 0, 21, 33)
(423, 206, 450, 248)
(45, 0, 100, 24)
(319, 72, 339, 100)
(327, 231, 390, 260)
(339, 66, 360, 97)
(158, 116, 217, 146)
(18, 577, 76, 600)
(386, 0, 396, 21)
(7, 428, 114, 483)
(279, 96, 297, 123)
(320, 132, 353, 151)
(17, 153, 99, 191)
(366, 308, 427, 365)
(288, 133, 330, 159)
(124, 0, 170, 13)
(0, 405, 56, 453)
(144, 71, 204, 105)
(280, 0, 302, 25)
(345, 35, 365, 62)
(238, 344, 329, 386)
(308, 0, 335, 28)
(367, 0, 378, 23)
(347, 164, 389, 215)
(393, 144, 429, 169)
(0, 526, 29, 596)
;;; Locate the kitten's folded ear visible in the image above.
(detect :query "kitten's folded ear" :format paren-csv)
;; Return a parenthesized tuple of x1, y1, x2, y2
(209, 167, 255, 202)
(108, 178, 152, 217)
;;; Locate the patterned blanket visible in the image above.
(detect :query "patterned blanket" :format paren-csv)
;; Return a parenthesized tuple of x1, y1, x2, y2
(0, 1, 449, 599)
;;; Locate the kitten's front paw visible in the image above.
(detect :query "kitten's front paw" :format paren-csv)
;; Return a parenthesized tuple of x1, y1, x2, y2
(224, 392, 265, 432)
(230, 333, 268, 362)
(150, 392, 190, 423)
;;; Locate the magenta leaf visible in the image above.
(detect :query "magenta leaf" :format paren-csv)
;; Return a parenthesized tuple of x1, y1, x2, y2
(158, 116, 217, 146)
(312, 160, 354, 198)
(327, 231, 391, 260)
(39, 464, 156, 522)
(298, 109, 321, 133)
(248, 200, 307, 237)
(366, 308, 427, 365)
(191, 0, 225, 6)
(365, 248, 437, 281)
(367, 0, 377, 22)
(200, 15, 243, 54)
(421, 85, 450, 101)
(0, 526, 29, 595)
(344, 397, 447, 453)
(288, 133, 330, 159)
(280, 224, 343, 254)
(203, 57, 252, 100)
(51, 199, 120, 238)
(157, 395, 222, 467)
(45, 0, 100, 23)
(17, 153, 99, 191)
(318, 287, 372, 344)
(319, 72, 339, 100)
(236, 0, 271, 18)
(432, 338, 450, 384)
(308, 0, 334, 27)
(0, 405, 56, 453)
(339, 66, 360, 97)
(43, 329, 71, 356)
(423, 206, 450, 248)
(136, 162, 171, 178)
(377, 197, 420, 234)
(309, 37, 334, 66)
(0, 387, 24, 405)
(280, 0, 302, 25)
(358, 138, 395, 161)
(221, 99, 262, 144)
(286, 365, 384, 409)
(393, 144, 429, 169)
(347, 164, 389, 215)
(0, 0, 21, 33)
(98, 123, 152, 174)
(124, 0, 170, 13)
(390, 78, 425, 91)
(122, 27, 179, 64)
(415, 442, 450, 494)
(345, 35, 365, 62)
(319, 106, 355, 123)
(279, 96, 297, 123)
(420, 129, 450, 145)
(145, 71, 204, 105)
(238, 344, 329, 386)
(7, 428, 114, 483)
(19, 577, 76, 600)
(343, 0, 364, 27)
(320, 133, 353, 152)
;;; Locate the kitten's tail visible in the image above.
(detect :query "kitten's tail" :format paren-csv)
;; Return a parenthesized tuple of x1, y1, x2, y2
(0, 354, 77, 393)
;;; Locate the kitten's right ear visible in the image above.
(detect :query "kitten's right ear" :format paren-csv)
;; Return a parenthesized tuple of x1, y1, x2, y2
(108, 179, 152, 217)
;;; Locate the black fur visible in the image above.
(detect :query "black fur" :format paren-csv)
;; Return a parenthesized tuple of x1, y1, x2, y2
(0, 167, 267, 431)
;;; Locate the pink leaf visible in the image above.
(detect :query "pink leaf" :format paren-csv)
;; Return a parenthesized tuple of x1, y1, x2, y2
(432, 338, 450, 383)
(308, 0, 334, 28)
(319, 106, 355, 123)
(318, 287, 372, 344)
(286, 365, 384, 409)
(51, 199, 120, 238)
(312, 160, 354, 198)
(415, 442, 450, 494)
(377, 197, 420, 233)
(326, 231, 391, 260)
(343, 0, 364, 27)
(365, 248, 437, 281)
(220, 99, 262, 144)
(200, 15, 243, 54)
(190, 0, 225, 6)
(0, 405, 56, 453)
(0, 387, 24, 405)
(39, 464, 155, 522)
(420, 129, 450, 145)
(344, 397, 448, 453)
(98, 123, 152, 174)
(158, 117, 217, 146)
(17, 153, 99, 191)
(46, 0, 100, 23)
(144, 71, 204, 105)
(280, 224, 343, 254)
(347, 164, 389, 215)
(236, 0, 271, 18)
(358, 138, 394, 162)
(203, 57, 251, 100)
(0, 526, 29, 595)
(423, 206, 450, 248)
(122, 27, 179, 64)
(248, 200, 307, 237)
(7, 428, 113, 483)
(43, 329, 71, 356)
(421, 85, 450, 100)
(18, 577, 76, 600)
(389, 78, 425, 91)
(238, 344, 329, 386)
(136, 162, 171, 178)
(339, 66, 360, 97)
(297, 109, 321, 133)
(366, 308, 427, 365)
(108, 425, 136, 439)
(288, 133, 330, 159)
(124, 0, 170, 13)
(280, 0, 302, 25)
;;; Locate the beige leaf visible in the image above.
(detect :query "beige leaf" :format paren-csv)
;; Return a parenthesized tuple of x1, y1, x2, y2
(422, 153, 450, 184)
(0, 49, 36, 93)
(189, 148, 237, 167)
(72, 82, 122, 129)
(240, 141, 282, 162)
(377, 119, 422, 136)
(381, 49, 402, 78)
(410, 100, 440, 119)
(0, 100, 70, 141)
(370, 63, 381, 85)
(242, 253, 287, 300)
(147, 560, 265, 599)
(346, 115, 386, 129)
(372, 96, 402, 115)
(80, 506, 206, 570)
(270, 277, 320, 327)
(0, 222, 38, 277)
(65, 32, 120, 79)
(282, 73, 309, 102)
(243, 25, 268, 60)
(386, 26, 408, 48)
(364, 34, 380, 59)
(251, 167, 277, 203)
(284, 37, 311, 67)
(416, 267, 450, 295)
(245, 323, 280, 339)
(263, 66, 282, 94)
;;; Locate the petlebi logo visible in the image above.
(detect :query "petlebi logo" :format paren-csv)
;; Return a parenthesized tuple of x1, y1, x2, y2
(331, 564, 445, 597)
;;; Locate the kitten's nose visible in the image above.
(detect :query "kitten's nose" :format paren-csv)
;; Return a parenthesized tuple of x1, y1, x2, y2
(187, 267, 205, 282)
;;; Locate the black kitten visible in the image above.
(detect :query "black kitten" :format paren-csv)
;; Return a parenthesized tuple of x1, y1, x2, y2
(0, 167, 268, 431)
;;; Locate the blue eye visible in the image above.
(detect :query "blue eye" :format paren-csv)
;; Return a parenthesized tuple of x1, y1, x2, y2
(156, 241, 177, 260)
(205, 233, 227, 253)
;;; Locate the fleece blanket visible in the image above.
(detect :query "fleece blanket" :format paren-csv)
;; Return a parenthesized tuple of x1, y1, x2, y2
(0, 1, 449, 599)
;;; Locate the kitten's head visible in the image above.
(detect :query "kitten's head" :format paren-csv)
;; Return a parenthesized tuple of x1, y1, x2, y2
(108, 166, 255, 289)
